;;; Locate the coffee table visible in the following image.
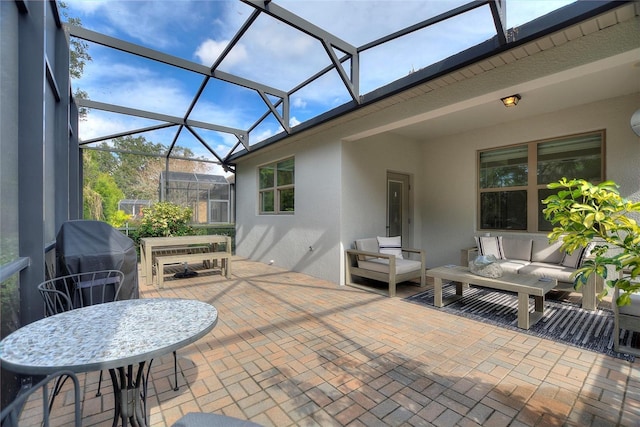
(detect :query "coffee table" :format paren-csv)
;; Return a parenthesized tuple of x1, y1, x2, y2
(426, 265, 558, 329)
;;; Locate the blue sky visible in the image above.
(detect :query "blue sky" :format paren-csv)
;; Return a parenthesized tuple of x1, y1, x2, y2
(66, 0, 575, 173)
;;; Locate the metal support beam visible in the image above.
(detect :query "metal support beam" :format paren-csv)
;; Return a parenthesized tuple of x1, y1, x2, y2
(243, 0, 361, 104)
(489, 0, 508, 45)
(258, 91, 290, 133)
(79, 123, 177, 145)
(76, 99, 247, 142)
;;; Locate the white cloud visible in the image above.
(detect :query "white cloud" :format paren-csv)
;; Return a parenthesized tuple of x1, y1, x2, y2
(194, 39, 248, 67)
(290, 116, 301, 127)
(292, 97, 307, 109)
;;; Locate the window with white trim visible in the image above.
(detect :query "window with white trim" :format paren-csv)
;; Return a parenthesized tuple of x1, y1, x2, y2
(258, 157, 294, 214)
(478, 130, 604, 232)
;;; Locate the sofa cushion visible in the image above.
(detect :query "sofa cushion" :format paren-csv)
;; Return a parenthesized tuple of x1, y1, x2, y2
(561, 242, 595, 268)
(500, 237, 533, 261)
(496, 259, 530, 274)
(618, 293, 640, 316)
(357, 258, 422, 275)
(377, 236, 403, 259)
(355, 238, 379, 261)
(518, 262, 575, 283)
(531, 239, 564, 264)
(476, 236, 503, 259)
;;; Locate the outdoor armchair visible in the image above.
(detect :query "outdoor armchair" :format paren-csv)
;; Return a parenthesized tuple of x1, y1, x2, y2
(345, 237, 426, 297)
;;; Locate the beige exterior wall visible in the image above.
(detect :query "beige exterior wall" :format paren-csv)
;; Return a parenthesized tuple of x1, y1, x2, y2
(236, 93, 638, 284)
(421, 93, 640, 268)
(234, 13, 639, 286)
(235, 131, 344, 283)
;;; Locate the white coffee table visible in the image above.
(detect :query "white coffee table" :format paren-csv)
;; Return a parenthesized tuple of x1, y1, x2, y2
(426, 265, 557, 329)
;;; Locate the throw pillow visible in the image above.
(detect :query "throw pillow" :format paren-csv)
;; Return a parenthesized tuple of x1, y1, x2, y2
(476, 236, 503, 259)
(377, 236, 403, 259)
(561, 247, 586, 268)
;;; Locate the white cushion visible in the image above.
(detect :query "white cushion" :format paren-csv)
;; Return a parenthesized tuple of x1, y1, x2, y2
(561, 242, 594, 268)
(500, 237, 533, 262)
(355, 238, 379, 261)
(518, 262, 575, 283)
(357, 258, 422, 275)
(476, 236, 503, 259)
(618, 293, 640, 316)
(531, 239, 564, 264)
(377, 236, 403, 259)
(495, 259, 530, 274)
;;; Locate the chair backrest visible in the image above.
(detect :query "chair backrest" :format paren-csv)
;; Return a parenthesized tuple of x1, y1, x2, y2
(0, 370, 81, 427)
(38, 269, 125, 316)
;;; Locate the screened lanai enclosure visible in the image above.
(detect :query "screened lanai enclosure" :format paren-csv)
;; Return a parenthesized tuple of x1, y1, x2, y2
(2, 0, 638, 411)
(118, 199, 152, 219)
(159, 172, 233, 224)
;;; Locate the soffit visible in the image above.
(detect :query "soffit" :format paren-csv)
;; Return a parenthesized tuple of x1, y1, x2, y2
(330, 3, 640, 143)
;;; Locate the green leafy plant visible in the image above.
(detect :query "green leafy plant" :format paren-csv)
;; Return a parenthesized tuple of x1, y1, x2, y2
(542, 178, 640, 306)
(134, 202, 194, 239)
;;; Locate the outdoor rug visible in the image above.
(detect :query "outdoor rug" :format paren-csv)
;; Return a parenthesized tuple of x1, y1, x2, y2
(405, 283, 637, 362)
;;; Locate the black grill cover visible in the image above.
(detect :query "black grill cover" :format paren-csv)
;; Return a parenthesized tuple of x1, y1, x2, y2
(56, 220, 139, 300)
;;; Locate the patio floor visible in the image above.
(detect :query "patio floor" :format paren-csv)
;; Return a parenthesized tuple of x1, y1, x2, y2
(56, 257, 637, 426)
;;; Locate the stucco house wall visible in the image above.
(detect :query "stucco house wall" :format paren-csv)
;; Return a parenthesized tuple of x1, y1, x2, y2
(421, 93, 640, 269)
(234, 10, 639, 287)
(235, 133, 344, 283)
(340, 133, 424, 279)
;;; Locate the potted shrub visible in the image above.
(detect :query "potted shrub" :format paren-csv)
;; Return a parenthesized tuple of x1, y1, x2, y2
(542, 178, 639, 306)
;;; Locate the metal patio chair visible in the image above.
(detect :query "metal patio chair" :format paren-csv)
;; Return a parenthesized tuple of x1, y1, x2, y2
(38, 269, 125, 398)
(0, 370, 82, 427)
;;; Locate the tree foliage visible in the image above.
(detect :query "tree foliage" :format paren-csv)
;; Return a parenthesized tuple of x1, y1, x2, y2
(543, 178, 640, 306)
(58, 1, 92, 119)
(134, 202, 194, 239)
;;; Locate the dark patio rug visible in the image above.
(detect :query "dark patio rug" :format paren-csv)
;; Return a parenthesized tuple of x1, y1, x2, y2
(405, 283, 637, 362)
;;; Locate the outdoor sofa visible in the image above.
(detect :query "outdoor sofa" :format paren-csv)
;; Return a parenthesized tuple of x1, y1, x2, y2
(463, 234, 602, 310)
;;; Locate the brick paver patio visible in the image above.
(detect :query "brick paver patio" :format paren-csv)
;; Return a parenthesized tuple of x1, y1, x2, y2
(49, 257, 639, 426)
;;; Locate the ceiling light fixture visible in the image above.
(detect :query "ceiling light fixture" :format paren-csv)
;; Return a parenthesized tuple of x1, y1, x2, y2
(501, 94, 521, 107)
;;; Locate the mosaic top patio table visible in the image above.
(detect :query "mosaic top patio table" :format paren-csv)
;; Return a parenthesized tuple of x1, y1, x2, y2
(0, 298, 218, 427)
(426, 265, 557, 329)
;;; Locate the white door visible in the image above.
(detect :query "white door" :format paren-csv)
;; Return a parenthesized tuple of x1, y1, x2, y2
(386, 172, 410, 245)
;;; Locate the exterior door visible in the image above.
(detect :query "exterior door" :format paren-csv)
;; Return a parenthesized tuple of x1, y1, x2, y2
(386, 172, 410, 244)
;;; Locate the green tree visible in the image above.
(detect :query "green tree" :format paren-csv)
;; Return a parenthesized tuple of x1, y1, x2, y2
(543, 178, 640, 306)
(90, 136, 210, 201)
(94, 173, 125, 223)
(58, 2, 92, 119)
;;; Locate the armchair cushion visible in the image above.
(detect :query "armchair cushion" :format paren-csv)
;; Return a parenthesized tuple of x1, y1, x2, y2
(355, 238, 379, 261)
(358, 258, 422, 275)
(346, 238, 426, 297)
(377, 236, 403, 259)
